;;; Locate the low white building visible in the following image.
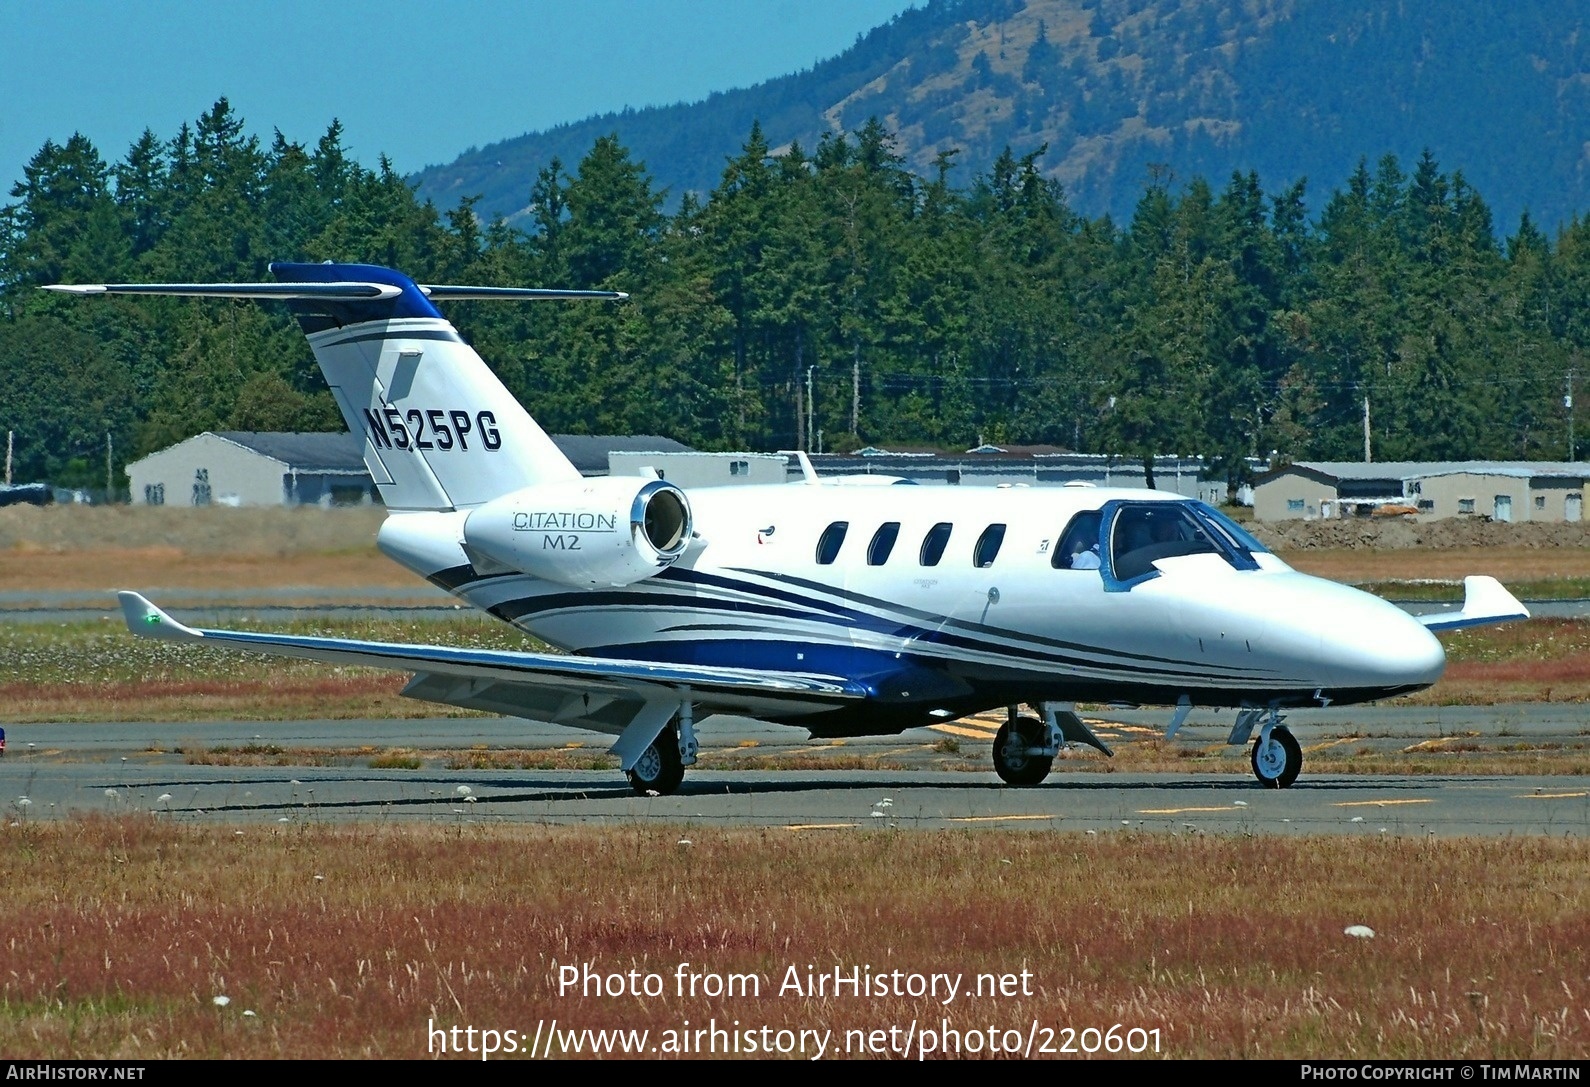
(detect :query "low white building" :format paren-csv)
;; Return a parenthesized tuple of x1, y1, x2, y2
(1253, 461, 1588, 522)
(127, 432, 377, 507)
(127, 431, 698, 506)
(609, 450, 786, 488)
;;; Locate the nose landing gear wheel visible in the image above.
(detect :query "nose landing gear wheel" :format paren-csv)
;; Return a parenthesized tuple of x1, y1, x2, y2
(1251, 725, 1302, 788)
(993, 715, 1053, 786)
(627, 722, 685, 796)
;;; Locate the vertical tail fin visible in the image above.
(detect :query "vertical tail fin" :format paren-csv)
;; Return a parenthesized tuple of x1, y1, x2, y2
(45, 263, 626, 511)
(276, 262, 585, 511)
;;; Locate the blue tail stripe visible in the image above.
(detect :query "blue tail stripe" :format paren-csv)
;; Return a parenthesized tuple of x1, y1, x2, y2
(270, 262, 442, 323)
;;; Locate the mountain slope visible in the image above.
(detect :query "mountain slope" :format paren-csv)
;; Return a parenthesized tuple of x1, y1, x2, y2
(413, 0, 1590, 231)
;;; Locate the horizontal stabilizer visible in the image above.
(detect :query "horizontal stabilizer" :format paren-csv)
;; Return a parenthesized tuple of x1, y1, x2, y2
(45, 282, 625, 303)
(1417, 575, 1530, 632)
(421, 285, 627, 302)
(44, 281, 402, 301)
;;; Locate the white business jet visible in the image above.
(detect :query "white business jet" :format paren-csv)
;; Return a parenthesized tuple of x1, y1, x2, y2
(48, 263, 1529, 794)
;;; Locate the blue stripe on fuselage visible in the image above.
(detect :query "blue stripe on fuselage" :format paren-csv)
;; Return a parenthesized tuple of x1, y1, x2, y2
(588, 639, 973, 704)
(430, 561, 1283, 684)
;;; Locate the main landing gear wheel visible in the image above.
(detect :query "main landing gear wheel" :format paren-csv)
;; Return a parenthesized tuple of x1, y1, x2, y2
(993, 714, 1053, 786)
(1251, 725, 1302, 789)
(627, 722, 685, 796)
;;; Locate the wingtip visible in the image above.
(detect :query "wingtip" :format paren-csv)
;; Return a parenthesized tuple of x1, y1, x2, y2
(1421, 575, 1532, 631)
(117, 591, 197, 640)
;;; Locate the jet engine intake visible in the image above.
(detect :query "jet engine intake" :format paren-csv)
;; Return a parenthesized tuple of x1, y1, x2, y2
(462, 478, 692, 587)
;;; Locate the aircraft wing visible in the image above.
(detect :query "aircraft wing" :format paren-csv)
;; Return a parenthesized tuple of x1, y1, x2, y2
(1415, 575, 1530, 632)
(116, 591, 864, 733)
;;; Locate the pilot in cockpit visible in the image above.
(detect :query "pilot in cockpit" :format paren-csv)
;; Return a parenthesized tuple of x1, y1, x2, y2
(1059, 510, 1102, 569)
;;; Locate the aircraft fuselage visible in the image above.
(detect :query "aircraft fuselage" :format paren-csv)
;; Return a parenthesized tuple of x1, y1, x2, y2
(377, 481, 1446, 735)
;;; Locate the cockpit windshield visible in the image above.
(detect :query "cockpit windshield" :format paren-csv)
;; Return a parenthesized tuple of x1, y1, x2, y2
(1190, 501, 1270, 557)
(1106, 501, 1264, 583)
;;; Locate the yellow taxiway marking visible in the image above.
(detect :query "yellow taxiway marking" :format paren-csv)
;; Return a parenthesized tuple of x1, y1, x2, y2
(1333, 799, 1435, 808)
(929, 723, 999, 739)
(1517, 792, 1588, 800)
(944, 814, 1057, 824)
(1403, 738, 1462, 752)
(1137, 805, 1244, 815)
(1305, 737, 1360, 754)
(785, 823, 859, 831)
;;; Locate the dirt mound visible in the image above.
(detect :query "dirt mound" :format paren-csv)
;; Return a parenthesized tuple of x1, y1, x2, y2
(1253, 518, 1590, 551)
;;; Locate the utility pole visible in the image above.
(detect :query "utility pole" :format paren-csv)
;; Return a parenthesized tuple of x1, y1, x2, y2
(105, 432, 113, 502)
(805, 365, 815, 453)
(850, 340, 860, 437)
(1567, 371, 1577, 461)
(1362, 396, 1372, 463)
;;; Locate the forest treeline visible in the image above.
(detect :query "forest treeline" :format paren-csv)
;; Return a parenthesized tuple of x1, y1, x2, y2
(2, 99, 1588, 491)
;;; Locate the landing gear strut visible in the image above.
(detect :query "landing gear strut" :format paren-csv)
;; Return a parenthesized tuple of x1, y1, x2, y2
(992, 712, 1053, 786)
(626, 721, 685, 796)
(618, 699, 696, 797)
(1250, 721, 1302, 789)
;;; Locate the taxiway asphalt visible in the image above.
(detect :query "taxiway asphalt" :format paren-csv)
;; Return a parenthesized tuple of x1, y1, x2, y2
(3, 707, 1584, 836)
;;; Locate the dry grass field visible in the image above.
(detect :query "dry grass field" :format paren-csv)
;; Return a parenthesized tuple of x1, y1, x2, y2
(1285, 547, 1590, 584)
(1287, 551, 1590, 601)
(0, 505, 408, 598)
(0, 548, 416, 596)
(0, 820, 1584, 1060)
(0, 505, 388, 557)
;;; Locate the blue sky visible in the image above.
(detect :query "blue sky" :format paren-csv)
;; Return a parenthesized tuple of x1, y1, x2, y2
(1, 0, 916, 193)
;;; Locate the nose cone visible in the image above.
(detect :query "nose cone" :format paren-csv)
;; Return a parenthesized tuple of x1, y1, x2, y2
(1311, 580, 1447, 692)
(1334, 606, 1446, 689)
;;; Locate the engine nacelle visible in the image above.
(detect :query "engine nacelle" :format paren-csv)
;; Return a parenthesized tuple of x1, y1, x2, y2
(461, 477, 693, 587)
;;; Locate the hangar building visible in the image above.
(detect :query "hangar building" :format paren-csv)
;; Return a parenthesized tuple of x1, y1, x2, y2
(1252, 461, 1588, 522)
(127, 431, 693, 506)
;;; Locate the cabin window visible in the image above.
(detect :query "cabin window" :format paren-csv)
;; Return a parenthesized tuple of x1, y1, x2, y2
(919, 522, 952, 566)
(867, 522, 901, 565)
(815, 521, 849, 564)
(973, 524, 1006, 568)
(1054, 510, 1103, 570)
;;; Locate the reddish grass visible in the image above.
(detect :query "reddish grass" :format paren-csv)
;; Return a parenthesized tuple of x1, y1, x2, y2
(0, 821, 1585, 1060)
(1401, 665, 1590, 704)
